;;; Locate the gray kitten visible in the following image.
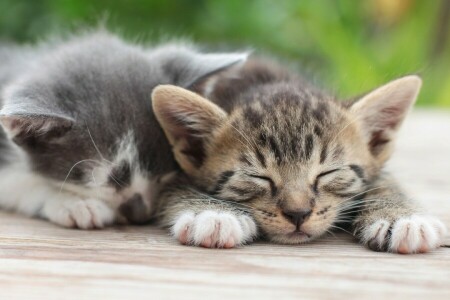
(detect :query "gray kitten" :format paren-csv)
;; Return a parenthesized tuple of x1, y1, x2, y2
(0, 31, 247, 227)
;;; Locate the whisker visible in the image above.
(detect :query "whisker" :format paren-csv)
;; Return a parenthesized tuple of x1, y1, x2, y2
(328, 224, 353, 235)
(339, 184, 396, 203)
(59, 159, 100, 193)
(229, 123, 258, 151)
(108, 173, 124, 188)
(337, 199, 387, 212)
(337, 199, 385, 211)
(325, 229, 336, 237)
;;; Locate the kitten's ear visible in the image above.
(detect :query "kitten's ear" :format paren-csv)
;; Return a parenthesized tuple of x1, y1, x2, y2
(184, 52, 249, 88)
(350, 75, 422, 163)
(0, 113, 74, 146)
(152, 85, 227, 174)
(154, 45, 249, 88)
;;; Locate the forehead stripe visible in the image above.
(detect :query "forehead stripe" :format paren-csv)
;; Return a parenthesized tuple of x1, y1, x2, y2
(210, 170, 235, 195)
(320, 143, 328, 164)
(304, 134, 314, 161)
(314, 125, 323, 137)
(268, 136, 282, 165)
(255, 148, 267, 168)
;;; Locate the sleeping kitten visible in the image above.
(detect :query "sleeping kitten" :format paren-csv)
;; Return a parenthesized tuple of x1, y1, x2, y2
(0, 31, 247, 228)
(151, 59, 447, 254)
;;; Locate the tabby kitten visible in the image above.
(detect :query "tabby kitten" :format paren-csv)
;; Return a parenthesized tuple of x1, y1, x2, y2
(152, 59, 447, 253)
(0, 31, 247, 227)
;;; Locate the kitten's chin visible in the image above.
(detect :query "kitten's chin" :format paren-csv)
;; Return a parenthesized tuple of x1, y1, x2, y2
(269, 231, 315, 245)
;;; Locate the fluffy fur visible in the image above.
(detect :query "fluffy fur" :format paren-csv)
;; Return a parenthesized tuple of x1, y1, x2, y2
(0, 31, 445, 254)
(152, 60, 447, 253)
(0, 31, 248, 227)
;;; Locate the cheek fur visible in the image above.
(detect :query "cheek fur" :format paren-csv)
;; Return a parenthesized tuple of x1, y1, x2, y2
(302, 203, 339, 237)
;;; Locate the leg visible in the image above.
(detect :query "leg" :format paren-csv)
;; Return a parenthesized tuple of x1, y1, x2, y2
(0, 163, 115, 229)
(353, 172, 447, 253)
(154, 182, 257, 248)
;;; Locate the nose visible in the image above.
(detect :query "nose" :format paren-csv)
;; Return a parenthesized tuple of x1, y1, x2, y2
(119, 193, 150, 224)
(282, 209, 312, 228)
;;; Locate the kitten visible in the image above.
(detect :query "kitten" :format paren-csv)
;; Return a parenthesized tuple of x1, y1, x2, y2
(151, 59, 447, 253)
(0, 31, 247, 228)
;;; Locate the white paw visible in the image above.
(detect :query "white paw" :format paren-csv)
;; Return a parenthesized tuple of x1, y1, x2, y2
(363, 215, 447, 254)
(171, 210, 257, 248)
(44, 198, 115, 229)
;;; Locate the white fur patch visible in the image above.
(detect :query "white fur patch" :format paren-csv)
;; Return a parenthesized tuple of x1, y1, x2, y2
(171, 210, 257, 248)
(363, 219, 391, 247)
(363, 215, 447, 254)
(389, 215, 446, 253)
(0, 161, 56, 216)
(0, 129, 161, 229)
(0, 160, 116, 229)
(42, 197, 115, 229)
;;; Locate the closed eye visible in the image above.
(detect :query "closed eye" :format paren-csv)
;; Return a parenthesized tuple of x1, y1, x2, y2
(312, 168, 341, 193)
(247, 174, 278, 197)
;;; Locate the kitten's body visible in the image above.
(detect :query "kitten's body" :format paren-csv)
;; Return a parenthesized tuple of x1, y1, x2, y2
(151, 59, 447, 253)
(0, 32, 445, 253)
(0, 31, 247, 227)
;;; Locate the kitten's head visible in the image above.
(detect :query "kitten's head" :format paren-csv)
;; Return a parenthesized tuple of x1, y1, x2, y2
(0, 32, 247, 223)
(152, 75, 421, 243)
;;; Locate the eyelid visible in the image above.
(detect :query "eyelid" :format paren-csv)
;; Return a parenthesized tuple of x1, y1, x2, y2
(246, 174, 278, 197)
(317, 168, 341, 178)
(247, 174, 272, 181)
(313, 168, 341, 193)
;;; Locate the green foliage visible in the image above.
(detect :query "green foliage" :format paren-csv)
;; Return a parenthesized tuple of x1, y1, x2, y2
(0, 0, 449, 106)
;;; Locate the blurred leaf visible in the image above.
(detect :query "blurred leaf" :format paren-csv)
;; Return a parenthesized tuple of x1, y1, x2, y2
(0, 0, 448, 107)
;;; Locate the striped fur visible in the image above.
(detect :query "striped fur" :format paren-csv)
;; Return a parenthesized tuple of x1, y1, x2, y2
(153, 58, 446, 253)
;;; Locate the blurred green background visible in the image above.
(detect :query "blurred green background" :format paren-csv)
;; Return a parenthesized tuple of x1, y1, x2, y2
(1, 0, 449, 106)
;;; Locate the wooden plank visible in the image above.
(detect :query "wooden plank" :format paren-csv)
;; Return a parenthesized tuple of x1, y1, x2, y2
(0, 110, 449, 300)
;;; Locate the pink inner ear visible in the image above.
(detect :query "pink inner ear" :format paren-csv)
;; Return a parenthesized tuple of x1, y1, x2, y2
(158, 107, 207, 167)
(368, 130, 390, 156)
(0, 116, 35, 136)
(6, 119, 22, 131)
(365, 103, 409, 156)
(0, 115, 73, 142)
(380, 102, 409, 129)
(160, 108, 195, 141)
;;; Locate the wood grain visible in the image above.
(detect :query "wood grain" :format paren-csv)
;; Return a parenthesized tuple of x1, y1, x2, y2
(1, 110, 449, 300)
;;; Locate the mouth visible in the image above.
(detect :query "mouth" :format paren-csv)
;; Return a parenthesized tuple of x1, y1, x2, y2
(287, 230, 312, 239)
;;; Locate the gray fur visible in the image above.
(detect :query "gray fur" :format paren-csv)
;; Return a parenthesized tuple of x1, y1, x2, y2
(0, 31, 247, 181)
(0, 31, 247, 224)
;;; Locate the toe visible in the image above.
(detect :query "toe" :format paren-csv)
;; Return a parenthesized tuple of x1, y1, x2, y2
(223, 237, 236, 249)
(72, 202, 94, 229)
(192, 211, 220, 245)
(238, 215, 257, 243)
(172, 211, 195, 244)
(363, 220, 390, 251)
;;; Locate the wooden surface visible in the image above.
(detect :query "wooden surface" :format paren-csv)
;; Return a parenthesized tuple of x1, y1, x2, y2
(1, 110, 450, 300)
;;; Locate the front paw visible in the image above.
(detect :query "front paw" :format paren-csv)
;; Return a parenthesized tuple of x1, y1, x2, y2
(361, 215, 447, 254)
(44, 198, 115, 229)
(171, 210, 257, 248)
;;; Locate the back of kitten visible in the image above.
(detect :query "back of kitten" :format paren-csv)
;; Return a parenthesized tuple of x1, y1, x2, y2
(0, 31, 247, 228)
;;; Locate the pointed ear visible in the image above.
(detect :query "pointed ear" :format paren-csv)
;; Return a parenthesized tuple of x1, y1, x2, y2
(350, 75, 422, 162)
(183, 52, 249, 88)
(154, 45, 249, 88)
(0, 113, 74, 147)
(152, 85, 227, 174)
